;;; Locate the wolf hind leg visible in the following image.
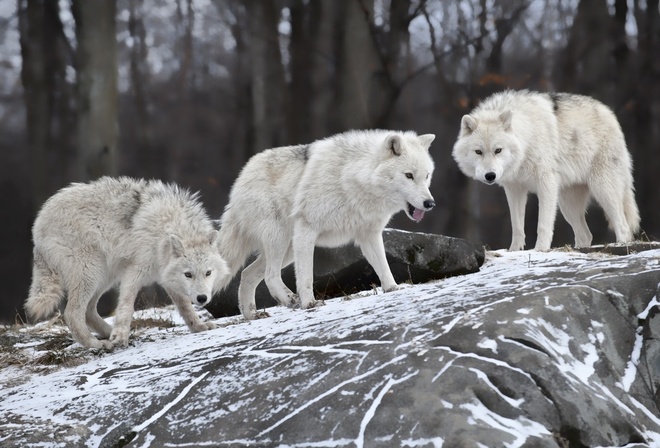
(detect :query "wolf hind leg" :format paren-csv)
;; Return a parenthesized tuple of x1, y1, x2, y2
(559, 185, 592, 248)
(86, 289, 112, 340)
(64, 278, 113, 350)
(25, 249, 65, 321)
(239, 254, 267, 320)
(623, 181, 641, 237)
(589, 172, 634, 243)
(263, 243, 298, 308)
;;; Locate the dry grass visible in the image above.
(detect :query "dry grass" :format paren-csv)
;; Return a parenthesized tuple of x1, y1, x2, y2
(0, 308, 182, 373)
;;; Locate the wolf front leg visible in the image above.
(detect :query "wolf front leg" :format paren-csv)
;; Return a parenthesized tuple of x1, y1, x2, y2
(503, 184, 529, 251)
(535, 178, 560, 251)
(168, 289, 217, 332)
(110, 274, 143, 347)
(292, 220, 320, 310)
(357, 231, 398, 293)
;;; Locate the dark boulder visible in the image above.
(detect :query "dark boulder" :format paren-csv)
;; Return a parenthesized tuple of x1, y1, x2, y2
(206, 228, 485, 317)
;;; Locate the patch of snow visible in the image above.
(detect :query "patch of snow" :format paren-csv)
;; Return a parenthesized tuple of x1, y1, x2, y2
(460, 399, 551, 446)
(617, 326, 644, 392)
(468, 368, 524, 408)
(356, 371, 418, 448)
(476, 337, 498, 354)
(638, 288, 660, 319)
(401, 438, 444, 447)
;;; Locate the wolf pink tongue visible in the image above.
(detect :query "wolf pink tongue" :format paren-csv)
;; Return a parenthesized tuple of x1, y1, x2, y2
(413, 208, 425, 222)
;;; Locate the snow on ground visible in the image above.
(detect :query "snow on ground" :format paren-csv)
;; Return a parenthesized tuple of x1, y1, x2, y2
(1, 248, 660, 447)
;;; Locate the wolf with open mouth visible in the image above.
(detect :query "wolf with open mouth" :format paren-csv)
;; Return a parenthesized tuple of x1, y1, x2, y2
(215, 129, 436, 320)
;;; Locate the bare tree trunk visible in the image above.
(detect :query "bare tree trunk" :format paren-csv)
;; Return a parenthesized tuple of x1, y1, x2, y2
(631, 0, 660, 238)
(486, 2, 530, 73)
(71, 0, 118, 181)
(223, 1, 253, 168)
(336, 0, 380, 129)
(556, 0, 611, 96)
(310, 1, 339, 136)
(246, 0, 288, 153)
(128, 0, 155, 177)
(18, 0, 72, 209)
(289, 0, 316, 143)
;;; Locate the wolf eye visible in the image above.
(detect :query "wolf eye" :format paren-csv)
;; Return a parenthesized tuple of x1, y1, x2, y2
(405, 173, 414, 180)
(205, 270, 212, 277)
(495, 147, 502, 154)
(475, 150, 483, 155)
(184, 272, 192, 278)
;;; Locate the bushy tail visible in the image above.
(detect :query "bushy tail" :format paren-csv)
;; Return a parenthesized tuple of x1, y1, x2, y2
(214, 211, 255, 292)
(25, 250, 65, 322)
(625, 185, 641, 237)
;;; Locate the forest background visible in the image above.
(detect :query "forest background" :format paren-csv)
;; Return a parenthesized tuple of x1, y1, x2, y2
(0, 0, 658, 322)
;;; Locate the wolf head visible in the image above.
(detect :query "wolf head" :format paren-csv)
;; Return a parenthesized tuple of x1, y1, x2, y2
(376, 133, 436, 222)
(160, 230, 229, 307)
(452, 110, 524, 185)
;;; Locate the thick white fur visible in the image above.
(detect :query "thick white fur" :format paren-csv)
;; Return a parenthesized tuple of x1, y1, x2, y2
(452, 90, 640, 251)
(26, 177, 229, 349)
(217, 130, 436, 320)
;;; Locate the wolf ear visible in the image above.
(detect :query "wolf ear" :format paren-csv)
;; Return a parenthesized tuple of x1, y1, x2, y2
(499, 110, 513, 130)
(169, 234, 185, 258)
(461, 115, 478, 135)
(208, 230, 219, 246)
(418, 134, 435, 150)
(385, 135, 403, 156)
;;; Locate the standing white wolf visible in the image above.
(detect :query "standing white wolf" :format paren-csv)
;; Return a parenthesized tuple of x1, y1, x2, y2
(217, 130, 436, 320)
(26, 177, 229, 349)
(452, 90, 640, 251)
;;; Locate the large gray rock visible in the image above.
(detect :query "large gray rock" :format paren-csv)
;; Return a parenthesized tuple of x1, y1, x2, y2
(206, 228, 485, 317)
(2, 246, 660, 447)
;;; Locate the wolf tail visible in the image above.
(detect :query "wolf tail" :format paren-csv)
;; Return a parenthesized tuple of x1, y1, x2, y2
(25, 249, 65, 322)
(214, 210, 255, 292)
(624, 184, 641, 237)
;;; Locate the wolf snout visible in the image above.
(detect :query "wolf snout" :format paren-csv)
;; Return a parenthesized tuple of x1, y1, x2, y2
(485, 172, 496, 183)
(196, 294, 208, 305)
(423, 199, 435, 210)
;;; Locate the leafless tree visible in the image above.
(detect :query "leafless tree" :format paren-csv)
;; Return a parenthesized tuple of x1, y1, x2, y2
(71, 0, 119, 180)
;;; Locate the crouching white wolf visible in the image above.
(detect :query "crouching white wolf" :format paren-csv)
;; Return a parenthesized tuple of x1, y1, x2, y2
(217, 130, 436, 320)
(452, 90, 640, 251)
(25, 176, 229, 349)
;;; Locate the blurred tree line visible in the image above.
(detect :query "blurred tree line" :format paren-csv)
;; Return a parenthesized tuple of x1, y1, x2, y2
(1, 0, 659, 322)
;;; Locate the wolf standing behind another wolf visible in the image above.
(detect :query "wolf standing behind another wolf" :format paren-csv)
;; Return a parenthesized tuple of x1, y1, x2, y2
(216, 130, 436, 320)
(25, 177, 229, 349)
(452, 90, 640, 251)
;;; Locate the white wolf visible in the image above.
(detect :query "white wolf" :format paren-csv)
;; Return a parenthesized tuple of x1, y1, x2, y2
(25, 176, 229, 349)
(452, 90, 640, 251)
(216, 130, 436, 320)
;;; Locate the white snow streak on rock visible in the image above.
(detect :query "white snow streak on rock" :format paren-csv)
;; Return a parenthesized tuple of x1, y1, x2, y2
(355, 370, 418, 448)
(617, 327, 644, 392)
(460, 400, 551, 447)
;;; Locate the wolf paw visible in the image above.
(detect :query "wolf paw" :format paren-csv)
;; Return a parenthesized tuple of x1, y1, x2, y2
(300, 299, 324, 310)
(382, 284, 401, 293)
(191, 321, 217, 332)
(88, 338, 114, 350)
(255, 310, 270, 319)
(279, 293, 300, 308)
(109, 330, 130, 348)
(240, 303, 271, 321)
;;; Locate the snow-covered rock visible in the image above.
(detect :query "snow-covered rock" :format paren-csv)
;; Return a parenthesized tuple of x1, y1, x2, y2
(1, 245, 660, 447)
